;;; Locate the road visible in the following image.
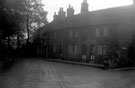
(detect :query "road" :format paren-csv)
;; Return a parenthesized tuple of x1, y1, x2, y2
(0, 59, 135, 88)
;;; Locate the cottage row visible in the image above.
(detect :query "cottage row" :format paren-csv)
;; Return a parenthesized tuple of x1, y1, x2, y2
(35, 0, 135, 67)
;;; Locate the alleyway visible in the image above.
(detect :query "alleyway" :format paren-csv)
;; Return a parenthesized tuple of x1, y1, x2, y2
(0, 59, 135, 88)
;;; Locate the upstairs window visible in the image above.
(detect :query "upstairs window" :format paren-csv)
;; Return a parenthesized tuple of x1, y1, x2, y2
(53, 43, 57, 52)
(69, 30, 73, 38)
(69, 30, 78, 38)
(75, 31, 78, 38)
(90, 45, 96, 54)
(69, 44, 78, 54)
(103, 27, 107, 36)
(97, 45, 107, 55)
(54, 32, 57, 39)
(82, 44, 87, 54)
(103, 45, 107, 54)
(97, 45, 102, 54)
(96, 28, 100, 37)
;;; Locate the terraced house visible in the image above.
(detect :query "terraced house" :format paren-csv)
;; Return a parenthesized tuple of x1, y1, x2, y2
(35, 0, 135, 68)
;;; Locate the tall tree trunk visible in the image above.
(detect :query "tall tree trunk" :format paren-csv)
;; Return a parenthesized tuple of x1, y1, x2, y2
(7, 36, 10, 49)
(26, 9, 30, 44)
(7, 36, 11, 59)
(17, 35, 20, 49)
(27, 26, 29, 44)
(27, 18, 30, 44)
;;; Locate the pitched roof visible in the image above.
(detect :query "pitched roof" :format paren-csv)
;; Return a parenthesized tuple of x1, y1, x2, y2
(44, 5, 135, 31)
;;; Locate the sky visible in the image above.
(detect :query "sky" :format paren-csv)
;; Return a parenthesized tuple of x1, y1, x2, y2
(42, 0, 133, 22)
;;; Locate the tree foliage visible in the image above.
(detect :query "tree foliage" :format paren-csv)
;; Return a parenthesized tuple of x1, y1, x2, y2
(0, 0, 23, 39)
(0, 0, 48, 43)
(13, 0, 48, 43)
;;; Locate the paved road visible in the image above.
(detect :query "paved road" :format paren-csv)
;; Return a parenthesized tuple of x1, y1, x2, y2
(0, 59, 135, 88)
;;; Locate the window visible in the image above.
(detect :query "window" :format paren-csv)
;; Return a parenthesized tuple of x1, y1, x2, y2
(96, 28, 100, 37)
(69, 30, 78, 38)
(53, 44, 56, 52)
(75, 31, 78, 38)
(44, 36, 47, 39)
(97, 45, 107, 54)
(103, 45, 107, 54)
(54, 32, 57, 39)
(91, 45, 95, 54)
(97, 45, 102, 54)
(69, 30, 73, 38)
(44, 41, 46, 45)
(82, 44, 87, 54)
(69, 44, 78, 54)
(103, 27, 107, 36)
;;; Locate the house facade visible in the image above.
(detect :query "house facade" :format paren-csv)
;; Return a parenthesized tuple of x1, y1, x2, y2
(36, 0, 135, 67)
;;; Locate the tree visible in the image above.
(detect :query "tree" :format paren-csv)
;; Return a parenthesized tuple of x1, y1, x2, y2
(0, 0, 26, 59)
(0, 0, 24, 45)
(16, 0, 48, 43)
(0, 0, 48, 52)
(0, 0, 48, 46)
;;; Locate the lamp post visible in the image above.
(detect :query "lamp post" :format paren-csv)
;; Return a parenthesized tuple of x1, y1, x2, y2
(132, 0, 135, 67)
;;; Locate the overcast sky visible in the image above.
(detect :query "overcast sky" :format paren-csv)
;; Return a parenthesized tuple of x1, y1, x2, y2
(42, 0, 133, 22)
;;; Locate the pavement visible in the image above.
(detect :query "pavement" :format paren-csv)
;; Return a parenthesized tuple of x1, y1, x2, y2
(46, 58, 104, 68)
(45, 58, 135, 70)
(0, 59, 134, 88)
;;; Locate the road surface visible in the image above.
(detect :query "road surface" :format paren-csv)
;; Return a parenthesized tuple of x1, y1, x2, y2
(0, 59, 135, 88)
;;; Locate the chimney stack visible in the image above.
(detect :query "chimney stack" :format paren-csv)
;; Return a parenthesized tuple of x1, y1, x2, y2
(67, 4, 74, 17)
(81, 0, 89, 14)
(58, 7, 66, 19)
